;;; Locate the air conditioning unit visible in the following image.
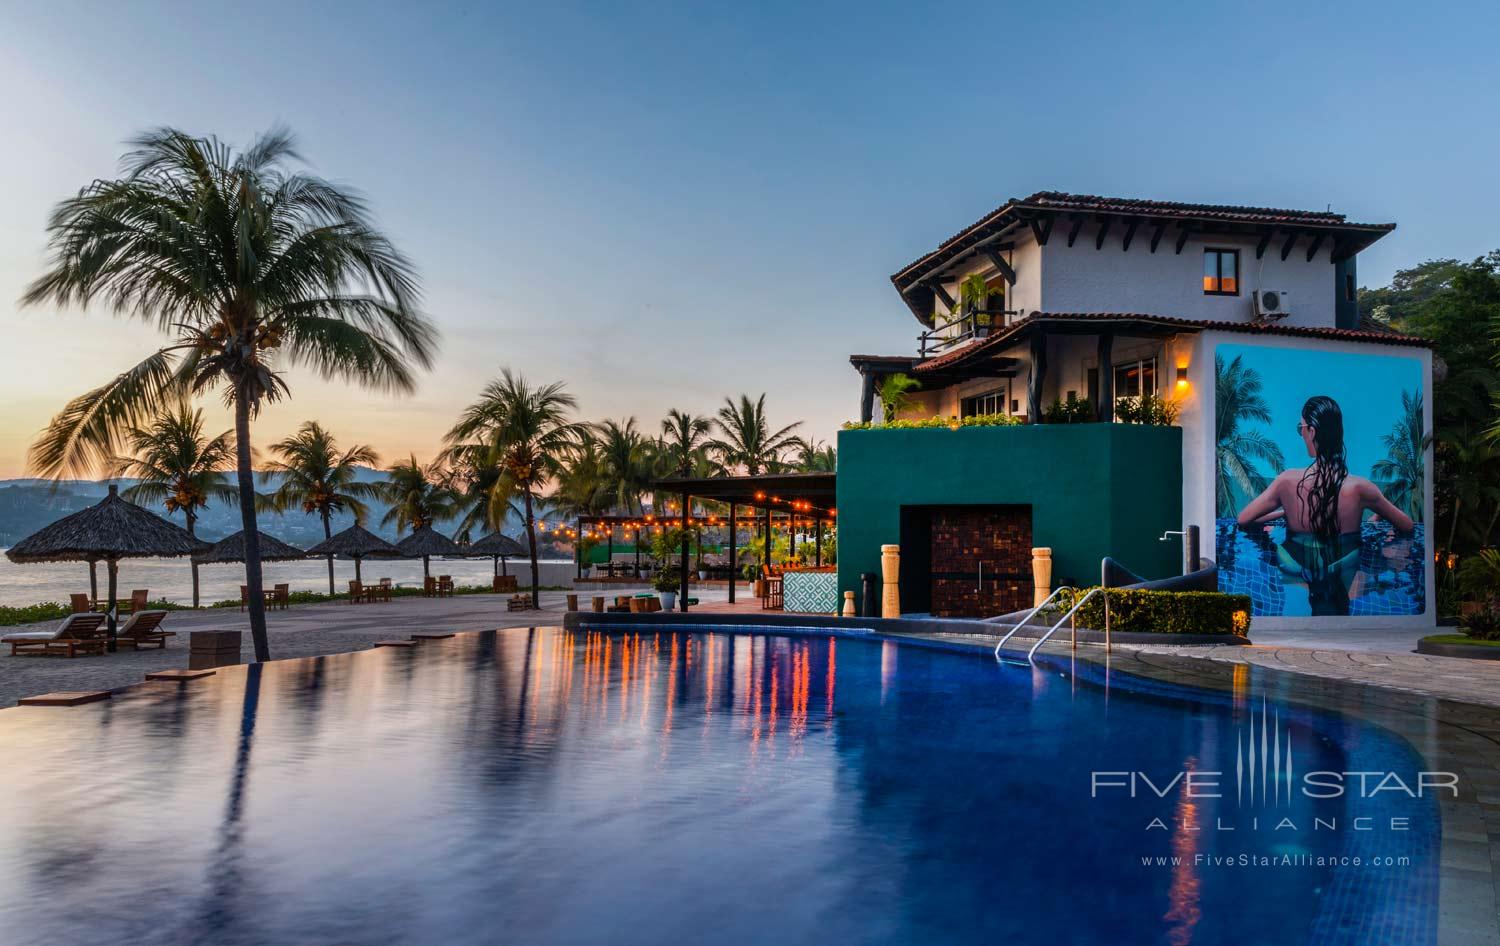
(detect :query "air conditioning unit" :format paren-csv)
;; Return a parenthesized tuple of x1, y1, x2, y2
(1253, 289, 1290, 321)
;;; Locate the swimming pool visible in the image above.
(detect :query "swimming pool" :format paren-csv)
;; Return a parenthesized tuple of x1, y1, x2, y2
(0, 628, 1440, 945)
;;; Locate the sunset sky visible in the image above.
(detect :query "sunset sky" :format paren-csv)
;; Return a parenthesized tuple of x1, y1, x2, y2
(2, 0, 1498, 478)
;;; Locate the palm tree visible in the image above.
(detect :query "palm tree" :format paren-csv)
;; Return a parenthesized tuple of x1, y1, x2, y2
(22, 128, 436, 662)
(551, 428, 611, 521)
(111, 402, 236, 607)
(1371, 389, 1431, 524)
(443, 371, 585, 607)
(658, 409, 714, 477)
(793, 437, 837, 472)
(708, 394, 801, 475)
(1214, 354, 1285, 518)
(596, 418, 653, 514)
(261, 421, 382, 594)
(379, 456, 458, 534)
(1437, 425, 1500, 555)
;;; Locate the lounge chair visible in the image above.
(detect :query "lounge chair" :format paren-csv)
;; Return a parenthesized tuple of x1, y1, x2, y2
(4, 612, 108, 658)
(115, 610, 174, 650)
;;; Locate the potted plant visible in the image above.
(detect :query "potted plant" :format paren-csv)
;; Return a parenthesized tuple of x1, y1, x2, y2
(652, 570, 680, 610)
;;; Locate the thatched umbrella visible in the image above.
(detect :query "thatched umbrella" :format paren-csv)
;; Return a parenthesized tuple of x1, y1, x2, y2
(194, 530, 306, 564)
(303, 524, 400, 583)
(5, 484, 208, 649)
(396, 525, 461, 578)
(468, 531, 526, 576)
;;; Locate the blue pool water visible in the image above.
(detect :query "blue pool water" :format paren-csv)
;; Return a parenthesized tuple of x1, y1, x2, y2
(1217, 518, 1427, 617)
(0, 628, 1438, 945)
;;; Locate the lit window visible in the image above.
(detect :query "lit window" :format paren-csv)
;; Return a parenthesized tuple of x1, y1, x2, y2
(1203, 249, 1239, 296)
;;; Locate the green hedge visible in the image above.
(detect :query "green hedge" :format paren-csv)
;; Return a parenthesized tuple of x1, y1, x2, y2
(1056, 588, 1252, 636)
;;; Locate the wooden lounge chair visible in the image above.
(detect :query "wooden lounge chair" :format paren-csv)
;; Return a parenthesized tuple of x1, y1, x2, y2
(4, 612, 108, 658)
(115, 610, 174, 650)
(70, 593, 91, 614)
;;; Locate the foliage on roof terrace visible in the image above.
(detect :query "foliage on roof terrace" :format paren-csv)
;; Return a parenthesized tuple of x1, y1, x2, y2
(841, 413, 1023, 431)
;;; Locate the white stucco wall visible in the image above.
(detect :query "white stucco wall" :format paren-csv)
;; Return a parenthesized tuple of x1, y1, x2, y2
(1182, 330, 1435, 630)
(1040, 231, 1338, 329)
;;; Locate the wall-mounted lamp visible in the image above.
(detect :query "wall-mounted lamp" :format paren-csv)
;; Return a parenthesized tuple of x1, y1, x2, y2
(1175, 363, 1189, 390)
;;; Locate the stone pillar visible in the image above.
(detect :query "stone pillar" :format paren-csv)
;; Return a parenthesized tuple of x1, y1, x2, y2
(842, 590, 856, 617)
(1032, 547, 1053, 607)
(880, 544, 901, 619)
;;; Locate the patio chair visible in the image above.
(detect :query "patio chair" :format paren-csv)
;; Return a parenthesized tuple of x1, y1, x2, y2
(376, 578, 393, 602)
(348, 580, 365, 604)
(437, 575, 454, 597)
(240, 585, 250, 612)
(4, 612, 108, 658)
(118, 589, 149, 615)
(115, 610, 174, 650)
(271, 583, 290, 610)
(423, 576, 437, 597)
(70, 593, 91, 614)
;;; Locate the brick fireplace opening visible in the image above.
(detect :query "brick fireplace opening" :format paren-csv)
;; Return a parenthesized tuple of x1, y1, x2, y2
(899, 505, 1033, 618)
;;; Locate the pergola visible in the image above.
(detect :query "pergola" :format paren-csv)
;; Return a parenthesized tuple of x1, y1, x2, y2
(645, 472, 837, 612)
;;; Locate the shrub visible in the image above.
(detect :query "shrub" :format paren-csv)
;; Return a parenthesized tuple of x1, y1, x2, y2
(1461, 603, 1500, 641)
(1056, 587, 1252, 636)
(651, 571, 680, 593)
(1043, 397, 1094, 424)
(0, 602, 71, 626)
(1115, 394, 1180, 426)
(842, 413, 1023, 431)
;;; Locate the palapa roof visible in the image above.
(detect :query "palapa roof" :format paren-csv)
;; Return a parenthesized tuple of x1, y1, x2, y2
(5, 485, 209, 564)
(467, 531, 527, 557)
(303, 524, 401, 559)
(395, 524, 462, 558)
(194, 530, 306, 564)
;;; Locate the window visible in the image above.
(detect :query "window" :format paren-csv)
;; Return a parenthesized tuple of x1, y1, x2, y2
(1344, 273, 1356, 303)
(1203, 249, 1239, 295)
(961, 384, 1010, 417)
(1113, 357, 1157, 400)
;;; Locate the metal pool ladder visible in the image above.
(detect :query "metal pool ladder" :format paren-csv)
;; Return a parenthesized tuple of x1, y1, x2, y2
(992, 586, 1108, 663)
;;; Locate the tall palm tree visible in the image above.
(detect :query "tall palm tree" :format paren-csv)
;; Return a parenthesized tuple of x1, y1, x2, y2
(708, 394, 801, 475)
(443, 370, 585, 607)
(551, 428, 611, 521)
(1214, 354, 1285, 518)
(658, 408, 714, 477)
(793, 437, 837, 472)
(596, 418, 653, 514)
(111, 402, 236, 607)
(1371, 389, 1431, 525)
(260, 421, 382, 594)
(379, 456, 458, 534)
(22, 128, 436, 662)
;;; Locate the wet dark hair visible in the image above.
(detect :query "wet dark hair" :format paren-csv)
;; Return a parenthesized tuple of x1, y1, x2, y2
(1296, 396, 1348, 539)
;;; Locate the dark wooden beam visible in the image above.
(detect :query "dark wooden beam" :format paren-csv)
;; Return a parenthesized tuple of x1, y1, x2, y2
(1329, 237, 1353, 263)
(923, 279, 956, 312)
(1174, 224, 1192, 255)
(1066, 215, 1085, 247)
(1304, 232, 1326, 262)
(1027, 331, 1047, 424)
(1028, 214, 1053, 246)
(1149, 222, 1166, 253)
(1096, 333, 1115, 422)
(1280, 232, 1298, 262)
(1094, 217, 1112, 250)
(1255, 230, 1274, 260)
(984, 249, 1016, 286)
(1120, 218, 1140, 252)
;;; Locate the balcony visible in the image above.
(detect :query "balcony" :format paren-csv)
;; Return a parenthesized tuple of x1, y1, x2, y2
(917, 307, 1022, 357)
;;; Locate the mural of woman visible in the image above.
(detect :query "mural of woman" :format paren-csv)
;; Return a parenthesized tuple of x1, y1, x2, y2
(1236, 396, 1414, 615)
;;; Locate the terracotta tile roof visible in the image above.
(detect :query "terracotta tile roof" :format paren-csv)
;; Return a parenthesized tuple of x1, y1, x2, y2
(891, 191, 1397, 289)
(911, 312, 1432, 375)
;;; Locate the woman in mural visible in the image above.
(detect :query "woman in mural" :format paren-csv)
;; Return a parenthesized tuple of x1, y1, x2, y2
(1236, 396, 1414, 615)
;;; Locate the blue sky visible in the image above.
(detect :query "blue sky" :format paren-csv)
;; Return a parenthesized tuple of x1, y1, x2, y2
(1, 0, 1496, 475)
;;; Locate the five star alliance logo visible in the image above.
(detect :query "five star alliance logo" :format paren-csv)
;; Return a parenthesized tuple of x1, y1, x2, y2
(1236, 696, 1293, 807)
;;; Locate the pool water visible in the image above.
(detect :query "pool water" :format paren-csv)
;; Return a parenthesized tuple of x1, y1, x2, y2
(0, 629, 1438, 945)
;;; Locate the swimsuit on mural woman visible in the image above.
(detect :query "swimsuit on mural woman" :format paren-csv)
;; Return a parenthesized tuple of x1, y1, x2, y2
(1236, 396, 1415, 616)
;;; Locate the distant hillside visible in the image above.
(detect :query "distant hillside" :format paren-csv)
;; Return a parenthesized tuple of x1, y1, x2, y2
(0, 468, 541, 549)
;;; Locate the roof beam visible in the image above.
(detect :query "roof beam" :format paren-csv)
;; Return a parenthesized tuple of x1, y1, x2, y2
(1304, 232, 1326, 262)
(1280, 232, 1298, 262)
(983, 249, 1016, 286)
(1255, 230, 1274, 260)
(1095, 216, 1112, 250)
(1066, 215, 1085, 248)
(923, 279, 956, 312)
(1174, 224, 1192, 255)
(1149, 222, 1166, 253)
(1028, 214, 1053, 246)
(1120, 218, 1140, 252)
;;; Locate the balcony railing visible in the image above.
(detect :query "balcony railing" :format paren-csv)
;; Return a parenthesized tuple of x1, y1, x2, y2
(918, 308, 1021, 358)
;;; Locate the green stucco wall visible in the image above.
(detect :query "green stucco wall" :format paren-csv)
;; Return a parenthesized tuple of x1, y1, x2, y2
(835, 424, 1183, 608)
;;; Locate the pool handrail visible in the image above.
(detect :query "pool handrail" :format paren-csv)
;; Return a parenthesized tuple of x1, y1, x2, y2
(992, 586, 1075, 658)
(1026, 587, 1105, 662)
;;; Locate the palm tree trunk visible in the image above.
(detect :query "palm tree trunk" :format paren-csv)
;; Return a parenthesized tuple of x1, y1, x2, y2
(1446, 498, 1463, 557)
(233, 390, 270, 663)
(322, 509, 335, 596)
(187, 509, 200, 608)
(524, 489, 540, 609)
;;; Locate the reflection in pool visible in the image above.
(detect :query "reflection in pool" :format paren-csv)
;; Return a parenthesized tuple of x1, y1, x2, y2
(0, 628, 1438, 945)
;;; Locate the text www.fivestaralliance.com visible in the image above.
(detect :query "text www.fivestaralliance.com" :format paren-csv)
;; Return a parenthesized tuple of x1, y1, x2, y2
(1141, 854, 1410, 868)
